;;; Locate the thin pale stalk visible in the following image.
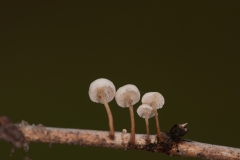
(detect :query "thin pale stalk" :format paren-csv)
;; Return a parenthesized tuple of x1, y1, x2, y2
(144, 116, 150, 143)
(153, 104, 162, 141)
(129, 104, 135, 144)
(102, 96, 114, 139)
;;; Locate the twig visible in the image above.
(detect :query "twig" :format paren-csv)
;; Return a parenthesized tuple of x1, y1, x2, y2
(1, 118, 240, 160)
(18, 123, 240, 160)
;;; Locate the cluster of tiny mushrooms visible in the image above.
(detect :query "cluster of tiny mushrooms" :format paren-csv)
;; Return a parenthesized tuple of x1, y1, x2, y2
(89, 78, 165, 144)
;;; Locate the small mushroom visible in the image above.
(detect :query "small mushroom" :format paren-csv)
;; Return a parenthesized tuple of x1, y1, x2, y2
(89, 78, 116, 139)
(137, 104, 155, 143)
(141, 92, 165, 141)
(115, 84, 140, 144)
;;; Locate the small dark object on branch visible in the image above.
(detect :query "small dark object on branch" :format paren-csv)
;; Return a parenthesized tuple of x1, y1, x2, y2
(0, 116, 25, 148)
(168, 123, 188, 142)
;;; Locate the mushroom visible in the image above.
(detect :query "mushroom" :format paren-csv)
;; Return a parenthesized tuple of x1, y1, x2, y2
(89, 78, 116, 139)
(141, 92, 165, 141)
(137, 104, 155, 143)
(115, 84, 140, 144)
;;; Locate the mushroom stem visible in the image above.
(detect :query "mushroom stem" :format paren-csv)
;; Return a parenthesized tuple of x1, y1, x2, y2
(102, 96, 115, 139)
(129, 104, 135, 144)
(153, 104, 163, 141)
(144, 116, 150, 143)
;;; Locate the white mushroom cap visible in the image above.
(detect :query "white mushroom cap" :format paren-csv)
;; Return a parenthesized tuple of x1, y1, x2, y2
(137, 104, 155, 118)
(89, 78, 116, 103)
(141, 92, 165, 109)
(115, 84, 140, 108)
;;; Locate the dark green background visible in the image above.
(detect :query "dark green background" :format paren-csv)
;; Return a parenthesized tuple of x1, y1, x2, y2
(0, 1, 239, 160)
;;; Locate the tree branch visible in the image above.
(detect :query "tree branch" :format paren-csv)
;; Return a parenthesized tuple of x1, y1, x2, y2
(1, 117, 240, 160)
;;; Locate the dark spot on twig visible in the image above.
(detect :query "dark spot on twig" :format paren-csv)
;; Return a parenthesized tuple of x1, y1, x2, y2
(144, 142, 158, 152)
(127, 123, 189, 155)
(168, 123, 189, 143)
(98, 138, 107, 147)
(197, 153, 206, 159)
(109, 134, 115, 140)
(101, 138, 106, 143)
(95, 135, 99, 139)
(0, 116, 25, 148)
(127, 143, 139, 150)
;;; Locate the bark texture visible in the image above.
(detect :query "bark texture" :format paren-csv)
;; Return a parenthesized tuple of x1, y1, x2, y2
(1, 117, 239, 160)
(13, 124, 240, 160)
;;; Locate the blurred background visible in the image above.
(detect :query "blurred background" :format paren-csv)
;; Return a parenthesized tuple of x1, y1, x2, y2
(0, 1, 239, 160)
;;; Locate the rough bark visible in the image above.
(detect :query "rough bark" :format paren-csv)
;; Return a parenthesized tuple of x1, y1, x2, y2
(18, 124, 240, 160)
(1, 118, 240, 160)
